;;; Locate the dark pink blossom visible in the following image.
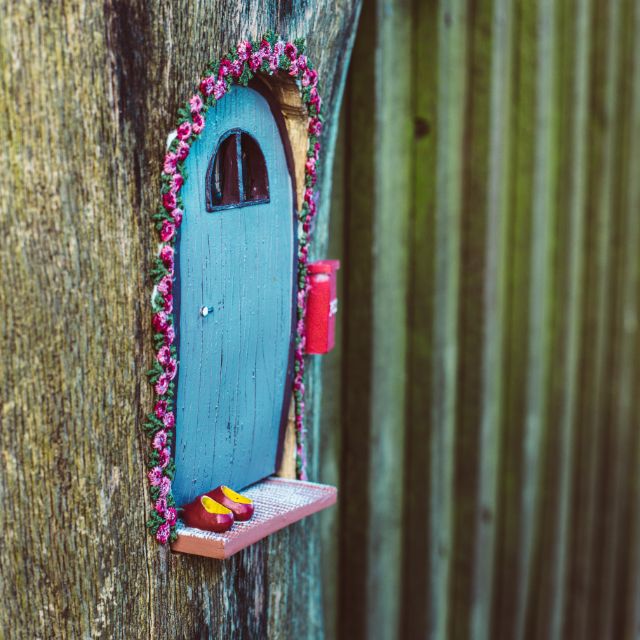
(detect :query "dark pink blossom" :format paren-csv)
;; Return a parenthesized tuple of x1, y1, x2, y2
(164, 507, 177, 525)
(157, 275, 172, 296)
(189, 94, 203, 112)
(155, 373, 170, 395)
(170, 173, 184, 193)
(176, 141, 190, 161)
(160, 220, 175, 242)
(158, 448, 171, 468)
(305, 157, 316, 174)
(308, 118, 322, 136)
(171, 208, 183, 227)
(155, 498, 167, 515)
(162, 411, 175, 429)
(165, 359, 177, 380)
(148, 466, 164, 486)
(158, 477, 171, 497)
(177, 121, 192, 140)
(164, 325, 175, 345)
(163, 152, 178, 175)
(157, 345, 171, 366)
(304, 187, 314, 204)
(259, 38, 271, 55)
(192, 112, 205, 135)
(153, 429, 168, 449)
(231, 60, 243, 78)
(154, 400, 167, 418)
(163, 293, 173, 314)
(274, 41, 285, 56)
(162, 190, 176, 212)
(249, 52, 263, 71)
(303, 68, 318, 88)
(269, 55, 279, 71)
(213, 79, 227, 100)
(218, 57, 232, 77)
(285, 42, 297, 59)
(236, 40, 252, 62)
(152, 311, 169, 333)
(200, 75, 216, 96)
(156, 522, 170, 544)
(159, 244, 174, 268)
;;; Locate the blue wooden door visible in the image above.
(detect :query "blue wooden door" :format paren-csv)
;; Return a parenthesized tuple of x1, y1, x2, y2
(172, 86, 295, 506)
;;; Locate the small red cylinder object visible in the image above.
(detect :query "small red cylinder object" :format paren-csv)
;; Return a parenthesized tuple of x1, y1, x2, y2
(305, 260, 340, 354)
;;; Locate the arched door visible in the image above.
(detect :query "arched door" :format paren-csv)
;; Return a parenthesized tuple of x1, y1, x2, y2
(172, 86, 295, 506)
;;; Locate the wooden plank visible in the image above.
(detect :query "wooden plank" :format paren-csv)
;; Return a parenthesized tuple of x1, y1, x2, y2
(469, 1, 514, 638)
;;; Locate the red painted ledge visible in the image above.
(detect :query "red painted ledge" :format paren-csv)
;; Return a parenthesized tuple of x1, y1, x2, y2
(170, 477, 337, 559)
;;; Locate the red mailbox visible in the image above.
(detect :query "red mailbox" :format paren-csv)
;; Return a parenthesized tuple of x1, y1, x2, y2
(305, 260, 340, 354)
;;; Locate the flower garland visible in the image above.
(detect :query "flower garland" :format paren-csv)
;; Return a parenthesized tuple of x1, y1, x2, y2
(145, 33, 322, 544)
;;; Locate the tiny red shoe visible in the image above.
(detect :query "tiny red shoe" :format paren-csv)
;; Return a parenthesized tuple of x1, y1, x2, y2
(206, 485, 255, 521)
(181, 494, 234, 532)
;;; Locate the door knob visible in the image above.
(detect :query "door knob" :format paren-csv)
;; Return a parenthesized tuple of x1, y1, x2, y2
(200, 306, 214, 317)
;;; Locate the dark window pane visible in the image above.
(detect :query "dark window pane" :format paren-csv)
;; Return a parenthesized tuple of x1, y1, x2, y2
(241, 133, 269, 202)
(211, 134, 240, 207)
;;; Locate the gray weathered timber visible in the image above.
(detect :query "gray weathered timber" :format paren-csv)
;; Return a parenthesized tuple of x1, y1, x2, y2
(0, 1, 360, 638)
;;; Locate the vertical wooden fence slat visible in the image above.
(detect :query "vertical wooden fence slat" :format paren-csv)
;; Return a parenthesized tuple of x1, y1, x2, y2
(470, 1, 513, 638)
(547, 1, 591, 638)
(429, 1, 468, 637)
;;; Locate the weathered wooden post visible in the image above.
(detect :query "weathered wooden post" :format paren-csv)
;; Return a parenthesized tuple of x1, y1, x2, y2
(0, 3, 360, 637)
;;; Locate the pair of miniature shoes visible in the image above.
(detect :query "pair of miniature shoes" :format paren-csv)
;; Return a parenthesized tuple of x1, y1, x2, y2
(181, 486, 254, 533)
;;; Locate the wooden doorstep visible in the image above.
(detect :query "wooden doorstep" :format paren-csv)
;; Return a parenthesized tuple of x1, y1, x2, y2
(170, 477, 337, 559)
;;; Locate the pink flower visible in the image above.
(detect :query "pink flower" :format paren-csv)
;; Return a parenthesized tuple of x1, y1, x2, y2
(153, 430, 168, 449)
(155, 373, 170, 395)
(165, 359, 177, 380)
(156, 522, 170, 544)
(309, 87, 321, 110)
(274, 41, 285, 56)
(162, 411, 175, 429)
(162, 191, 176, 212)
(170, 173, 184, 193)
(303, 68, 318, 88)
(189, 94, 203, 112)
(305, 157, 316, 174)
(213, 79, 227, 100)
(237, 40, 252, 62)
(164, 507, 177, 525)
(269, 54, 279, 71)
(159, 244, 174, 268)
(148, 466, 164, 486)
(158, 447, 171, 468)
(200, 75, 216, 96)
(230, 60, 243, 78)
(249, 53, 263, 71)
(259, 38, 271, 55)
(304, 187, 314, 204)
(157, 275, 172, 296)
(154, 400, 168, 418)
(176, 141, 190, 161)
(285, 42, 297, 59)
(164, 325, 175, 345)
(163, 152, 178, 175)
(308, 118, 322, 136)
(171, 208, 183, 227)
(163, 293, 173, 314)
(192, 112, 205, 135)
(160, 219, 175, 242)
(152, 311, 169, 333)
(218, 57, 232, 77)
(177, 121, 192, 141)
(155, 497, 167, 514)
(157, 345, 171, 366)
(158, 476, 171, 497)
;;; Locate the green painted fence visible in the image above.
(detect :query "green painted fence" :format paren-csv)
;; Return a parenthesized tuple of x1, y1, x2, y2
(317, 0, 640, 638)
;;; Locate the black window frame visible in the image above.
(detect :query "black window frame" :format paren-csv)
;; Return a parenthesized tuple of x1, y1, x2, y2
(205, 128, 270, 212)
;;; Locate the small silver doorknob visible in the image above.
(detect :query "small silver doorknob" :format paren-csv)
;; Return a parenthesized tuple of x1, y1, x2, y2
(200, 306, 214, 317)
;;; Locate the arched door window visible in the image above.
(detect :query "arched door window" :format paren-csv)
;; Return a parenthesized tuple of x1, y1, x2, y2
(206, 129, 270, 210)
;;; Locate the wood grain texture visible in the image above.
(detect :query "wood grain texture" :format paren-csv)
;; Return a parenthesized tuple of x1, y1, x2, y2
(0, 1, 360, 638)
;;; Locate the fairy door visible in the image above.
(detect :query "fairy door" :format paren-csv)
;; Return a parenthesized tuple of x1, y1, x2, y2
(172, 86, 295, 506)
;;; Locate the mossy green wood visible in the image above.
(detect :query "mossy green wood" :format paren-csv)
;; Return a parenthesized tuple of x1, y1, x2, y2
(173, 86, 294, 505)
